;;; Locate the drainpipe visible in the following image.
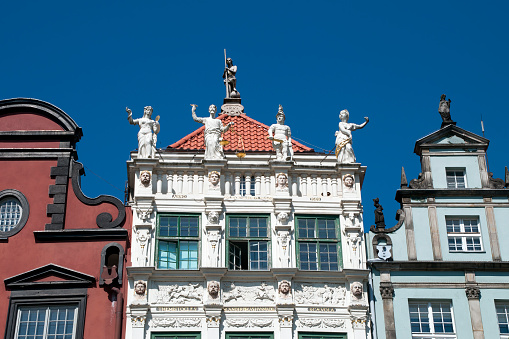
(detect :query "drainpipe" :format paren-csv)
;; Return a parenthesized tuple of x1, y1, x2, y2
(110, 287, 123, 339)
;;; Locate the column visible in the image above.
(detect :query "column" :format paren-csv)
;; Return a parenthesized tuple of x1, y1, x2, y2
(331, 177, 338, 196)
(166, 172, 174, 194)
(311, 174, 317, 196)
(156, 171, 162, 193)
(177, 172, 184, 194)
(466, 286, 484, 339)
(225, 173, 231, 195)
(198, 172, 204, 194)
(245, 173, 252, 196)
(321, 175, 328, 196)
(255, 172, 261, 196)
(428, 204, 442, 260)
(187, 171, 194, 194)
(403, 203, 417, 260)
(485, 205, 501, 260)
(264, 173, 271, 195)
(380, 282, 396, 339)
(301, 174, 307, 196)
(291, 175, 298, 196)
(234, 173, 241, 196)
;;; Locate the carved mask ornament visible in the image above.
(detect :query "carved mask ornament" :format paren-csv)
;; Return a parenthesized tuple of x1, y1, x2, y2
(140, 171, 151, 186)
(134, 281, 147, 296)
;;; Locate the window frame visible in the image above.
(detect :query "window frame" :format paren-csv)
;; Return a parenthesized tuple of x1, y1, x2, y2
(226, 333, 274, 339)
(445, 216, 483, 253)
(408, 300, 456, 338)
(5, 289, 87, 339)
(0, 189, 29, 239)
(446, 168, 467, 189)
(496, 301, 509, 338)
(298, 333, 347, 339)
(151, 333, 201, 339)
(156, 214, 201, 270)
(295, 215, 342, 271)
(226, 214, 271, 271)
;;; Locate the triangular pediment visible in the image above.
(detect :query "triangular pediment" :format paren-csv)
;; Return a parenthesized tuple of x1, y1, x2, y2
(168, 113, 314, 153)
(4, 263, 95, 289)
(414, 125, 489, 155)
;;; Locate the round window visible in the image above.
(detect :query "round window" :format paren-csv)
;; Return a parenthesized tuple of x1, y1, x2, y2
(0, 189, 29, 238)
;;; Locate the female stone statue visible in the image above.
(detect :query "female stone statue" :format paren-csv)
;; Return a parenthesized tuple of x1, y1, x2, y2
(127, 106, 160, 158)
(335, 109, 369, 164)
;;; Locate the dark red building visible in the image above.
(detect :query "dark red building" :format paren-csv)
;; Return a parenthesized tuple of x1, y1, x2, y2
(0, 98, 131, 339)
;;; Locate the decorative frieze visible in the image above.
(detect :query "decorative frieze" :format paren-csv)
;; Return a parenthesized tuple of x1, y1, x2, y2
(297, 318, 345, 329)
(156, 283, 204, 304)
(225, 318, 273, 328)
(294, 283, 346, 306)
(223, 282, 275, 304)
(150, 317, 201, 328)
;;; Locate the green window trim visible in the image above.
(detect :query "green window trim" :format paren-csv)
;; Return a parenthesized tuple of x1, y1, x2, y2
(151, 332, 201, 339)
(156, 214, 200, 270)
(226, 214, 271, 271)
(298, 333, 347, 339)
(295, 215, 342, 271)
(226, 333, 274, 339)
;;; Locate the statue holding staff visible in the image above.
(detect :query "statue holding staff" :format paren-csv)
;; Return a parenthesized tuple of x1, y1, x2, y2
(191, 104, 234, 160)
(335, 109, 368, 164)
(268, 105, 293, 161)
(223, 53, 240, 98)
(127, 106, 160, 158)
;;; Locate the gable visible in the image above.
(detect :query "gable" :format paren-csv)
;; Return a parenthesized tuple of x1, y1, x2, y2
(4, 263, 95, 289)
(414, 124, 489, 155)
(168, 113, 314, 153)
(435, 135, 467, 144)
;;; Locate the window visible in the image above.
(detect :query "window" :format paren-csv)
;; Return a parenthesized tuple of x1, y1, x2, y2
(227, 215, 270, 270)
(299, 333, 347, 339)
(296, 216, 340, 271)
(239, 176, 255, 196)
(15, 305, 78, 339)
(226, 333, 273, 339)
(496, 302, 509, 338)
(0, 189, 29, 238)
(446, 217, 482, 252)
(409, 301, 456, 338)
(151, 333, 200, 339)
(157, 215, 200, 269)
(446, 169, 466, 188)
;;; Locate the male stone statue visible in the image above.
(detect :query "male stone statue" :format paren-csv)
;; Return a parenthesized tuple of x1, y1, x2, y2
(223, 57, 240, 98)
(127, 106, 160, 158)
(268, 105, 293, 161)
(438, 94, 454, 126)
(191, 104, 234, 160)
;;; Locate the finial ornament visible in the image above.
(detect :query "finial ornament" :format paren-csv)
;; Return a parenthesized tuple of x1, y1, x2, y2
(191, 104, 234, 160)
(127, 106, 160, 158)
(335, 109, 369, 164)
(268, 105, 294, 161)
(438, 94, 455, 127)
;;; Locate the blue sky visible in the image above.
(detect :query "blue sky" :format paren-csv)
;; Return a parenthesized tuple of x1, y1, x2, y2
(1, 1, 508, 229)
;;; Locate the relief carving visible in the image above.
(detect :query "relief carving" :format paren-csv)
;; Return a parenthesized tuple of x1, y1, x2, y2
(297, 318, 345, 329)
(156, 283, 203, 304)
(223, 282, 275, 304)
(150, 317, 201, 328)
(225, 318, 273, 328)
(294, 283, 346, 305)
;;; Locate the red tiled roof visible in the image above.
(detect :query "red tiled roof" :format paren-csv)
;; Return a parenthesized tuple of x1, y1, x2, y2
(168, 113, 313, 152)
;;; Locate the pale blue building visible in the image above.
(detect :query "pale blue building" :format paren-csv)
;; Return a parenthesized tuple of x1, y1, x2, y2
(367, 98, 509, 339)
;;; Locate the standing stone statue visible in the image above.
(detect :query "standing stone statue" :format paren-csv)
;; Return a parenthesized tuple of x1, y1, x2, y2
(438, 94, 454, 126)
(191, 104, 234, 160)
(223, 57, 240, 98)
(127, 106, 160, 158)
(373, 198, 386, 229)
(268, 105, 293, 161)
(335, 109, 369, 164)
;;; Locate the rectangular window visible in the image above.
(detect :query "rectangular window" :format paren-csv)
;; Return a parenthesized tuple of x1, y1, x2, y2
(296, 216, 340, 271)
(446, 169, 466, 188)
(151, 333, 201, 339)
(157, 215, 200, 269)
(496, 302, 509, 339)
(446, 217, 482, 252)
(409, 301, 456, 338)
(299, 333, 347, 339)
(226, 333, 273, 339)
(15, 305, 78, 339)
(227, 215, 270, 270)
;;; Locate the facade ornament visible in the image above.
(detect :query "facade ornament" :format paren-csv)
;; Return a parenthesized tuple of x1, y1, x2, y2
(135, 228, 150, 266)
(127, 106, 160, 158)
(335, 109, 369, 164)
(268, 105, 294, 161)
(255, 282, 275, 302)
(207, 281, 220, 300)
(278, 280, 292, 299)
(191, 104, 234, 160)
(297, 318, 345, 329)
(344, 212, 360, 228)
(223, 56, 240, 98)
(343, 174, 355, 192)
(222, 282, 276, 304)
(207, 211, 220, 225)
(278, 315, 293, 327)
(373, 198, 386, 229)
(350, 315, 368, 329)
(380, 283, 394, 299)
(438, 94, 454, 126)
(465, 286, 481, 299)
(409, 172, 426, 189)
(294, 284, 346, 305)
(208, 171, 220, 190)
(206, 229, 221, 267)
(139, 171, 151, 187)
(135, 205, 153, 222)
(134, 280, 147, 297)
(488, 172, 505, 189)
(225, 318, 273, 328)
(374, 234, 393, 261)
(351, 282, 363, 301)
(156, 283, 203, 304)
(275, 173, 289, 191)
(344, 230, 363, 269)
(275, 230, 291, 267)
(276, 211, 289, 225)
(223, 282, 243, 303)
(131, 315, 146, 327)
(150, 317, 201, 328)
(206, 316, 220, 328)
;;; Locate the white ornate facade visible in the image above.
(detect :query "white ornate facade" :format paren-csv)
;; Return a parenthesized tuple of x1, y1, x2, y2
(125, 103, 369, 339)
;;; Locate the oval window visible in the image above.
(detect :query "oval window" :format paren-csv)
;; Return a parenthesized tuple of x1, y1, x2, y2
(0, 189, 29, 238)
